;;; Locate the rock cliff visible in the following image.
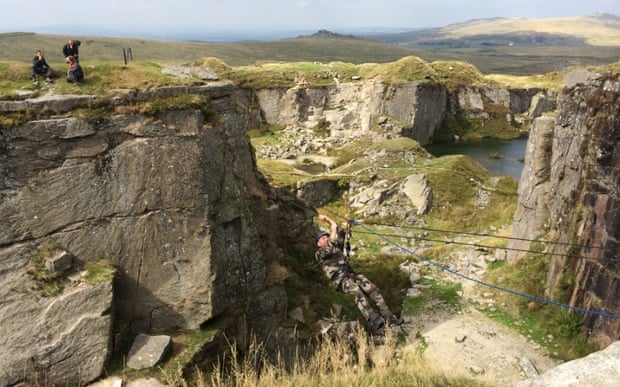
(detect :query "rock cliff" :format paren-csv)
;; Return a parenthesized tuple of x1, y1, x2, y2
(254, 80, 552, 146)
(508, 69, 620, 346)
(0, 84, 314, 386)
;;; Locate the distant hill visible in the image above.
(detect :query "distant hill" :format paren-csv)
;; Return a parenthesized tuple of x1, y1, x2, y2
(1, 14, 618, 76)
(364, 13, 620, 46)
(361, 14, 620, 75)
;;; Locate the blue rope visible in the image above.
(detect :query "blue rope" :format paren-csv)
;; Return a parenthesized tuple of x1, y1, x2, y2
(350, 219, 620, 320)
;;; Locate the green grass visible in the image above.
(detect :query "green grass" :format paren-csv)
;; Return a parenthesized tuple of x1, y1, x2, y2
(359, 56, 435, 84)
(231, 60, 361, 88)
(480, 255, 600, 361)
(256, 159, 311, 188)
(143, 93, 211, 117)
(294, 158, 327, 174)
(26, 243, 65, 297)
(402, 44, 620, 76)
(421, 157, 518, 233)
(402, 277, 463, 316)
(83, 260, 116, 284)
(429, 60, 493, 89)
(0, 59, 197, 99)
(425, 155, 487, 204)
(479, 301, 599, 361)
(0, 32, 415, 67)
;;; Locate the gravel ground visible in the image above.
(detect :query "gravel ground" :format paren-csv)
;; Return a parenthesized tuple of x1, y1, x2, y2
(396, 286, 561, 386)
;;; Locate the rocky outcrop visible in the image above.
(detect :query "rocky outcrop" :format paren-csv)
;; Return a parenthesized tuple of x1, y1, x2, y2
(254, 80, 551, 146)
(508, 115, 556, 250)
(508, 70, 620, 346)
(0, 84, 315, 386)
(516, 340, 620, 387)
(126, 334, 171, 370)
(450, 86, 552, 123)
(0, 271, 113, 386)
(296, 178, 341, 207)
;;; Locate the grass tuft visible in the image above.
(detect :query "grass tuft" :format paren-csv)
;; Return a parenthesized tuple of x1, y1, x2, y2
(481, 250, 600, 360)
(26, 243, 65, 297)
(158, 329, 486, 387)
(83, 259, 115, 285)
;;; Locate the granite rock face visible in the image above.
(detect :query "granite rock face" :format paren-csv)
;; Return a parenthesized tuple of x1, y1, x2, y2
(508, 70, 620, 346)
(0, 84, 314, 386)
(0, 270, 113, 386)
(254, 80, 549, 146)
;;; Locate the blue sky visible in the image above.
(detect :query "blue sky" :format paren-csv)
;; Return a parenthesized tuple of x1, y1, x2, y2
(1, 0, 618, 40)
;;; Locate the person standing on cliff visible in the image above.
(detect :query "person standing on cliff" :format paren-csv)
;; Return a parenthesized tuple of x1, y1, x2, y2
(62, 39, 81, 63)
(314, 214, 404, 334)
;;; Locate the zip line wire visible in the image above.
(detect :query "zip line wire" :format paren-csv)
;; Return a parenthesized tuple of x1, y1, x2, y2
(352, 229, 601, 261)
(349, 219, 620, 319)
(317, 210, 620, 319)
(322, 205, 610, 260)
(362, 221, 608, 253)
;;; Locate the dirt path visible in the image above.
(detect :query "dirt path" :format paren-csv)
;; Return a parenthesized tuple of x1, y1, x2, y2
(397, 291, 561, 386)
(408, 307, 559, 385)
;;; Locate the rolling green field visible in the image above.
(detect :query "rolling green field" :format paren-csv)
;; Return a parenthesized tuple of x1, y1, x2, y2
(0, 32, 414, 67)
(2, 13, 619, 76)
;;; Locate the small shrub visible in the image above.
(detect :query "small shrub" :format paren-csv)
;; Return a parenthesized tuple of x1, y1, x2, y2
(552, 309, 582, 338)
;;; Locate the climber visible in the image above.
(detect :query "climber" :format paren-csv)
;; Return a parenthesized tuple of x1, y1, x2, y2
(314, 214, 404, 334)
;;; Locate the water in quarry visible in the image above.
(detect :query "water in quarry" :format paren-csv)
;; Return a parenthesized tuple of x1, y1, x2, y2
(426, 136, 529, 180)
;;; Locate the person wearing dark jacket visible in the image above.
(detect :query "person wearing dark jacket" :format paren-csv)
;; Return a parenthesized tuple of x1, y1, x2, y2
(30, 50, 53, 83)
(314, 214, 404, 334)
(62, 39, 80, 63)
(66, 56, 84, 85)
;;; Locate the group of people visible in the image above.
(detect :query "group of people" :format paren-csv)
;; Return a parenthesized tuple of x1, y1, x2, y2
(30, 39, 84, 85)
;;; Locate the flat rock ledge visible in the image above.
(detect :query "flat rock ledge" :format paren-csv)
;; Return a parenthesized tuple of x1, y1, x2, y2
(0, 82, 233, 114)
